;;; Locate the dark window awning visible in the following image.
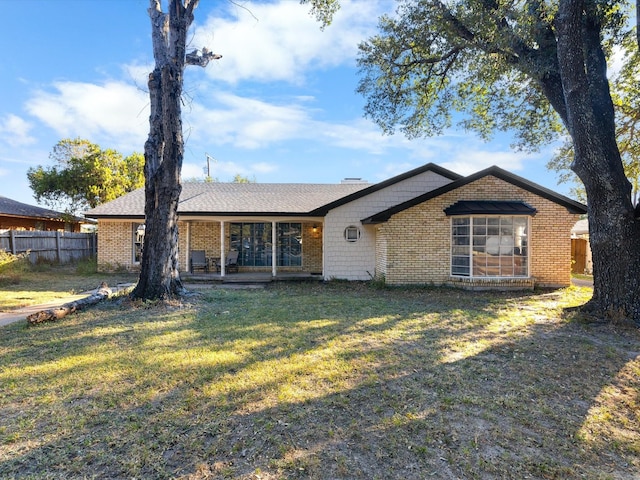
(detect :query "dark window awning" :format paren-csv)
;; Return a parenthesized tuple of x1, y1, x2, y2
(444, 201, 537, 216)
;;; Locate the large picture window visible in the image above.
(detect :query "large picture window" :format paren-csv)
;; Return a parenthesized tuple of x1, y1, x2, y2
(451, 216, 528, 277)
(229, 222, 302, 267)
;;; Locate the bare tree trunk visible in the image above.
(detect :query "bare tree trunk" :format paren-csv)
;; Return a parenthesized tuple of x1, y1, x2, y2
(131, 0, 221, 300)
(131, 0, 191, 299)
(556, 0, 640, 324)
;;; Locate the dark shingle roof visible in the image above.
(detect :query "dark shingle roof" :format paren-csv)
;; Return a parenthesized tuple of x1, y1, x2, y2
(444, 200, 537, 216)
(85, 182, 371, 218)
(0, 196, 84, 222)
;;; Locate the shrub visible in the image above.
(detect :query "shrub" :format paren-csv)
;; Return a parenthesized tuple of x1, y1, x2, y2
(76, 256, 98, 275)
(0, 250, 30, 274)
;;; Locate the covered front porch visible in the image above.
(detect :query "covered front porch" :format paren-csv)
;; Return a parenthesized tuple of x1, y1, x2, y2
(180, 217, 324, 278)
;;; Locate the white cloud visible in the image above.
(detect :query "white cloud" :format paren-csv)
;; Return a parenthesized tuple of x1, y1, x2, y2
(25, 81, 149, 153)
(186, 92, 311, 149)
(441, 149, 530, 176)
(185, 90, 412, 155)
(0, 114, 36, 147)
(182, 158, 278, 182)
(251, 161, 277, 174)
(181, 162, 208, 180)
(192, 0, 393, 84)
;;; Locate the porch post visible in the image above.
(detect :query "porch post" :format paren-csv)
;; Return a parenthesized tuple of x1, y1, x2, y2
(185, 221, 191, 272)
(272, 221, 277, 277)
(220, 221, 226, 276)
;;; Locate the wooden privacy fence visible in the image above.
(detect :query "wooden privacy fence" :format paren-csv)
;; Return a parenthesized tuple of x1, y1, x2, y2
(0, 230, 97, 264)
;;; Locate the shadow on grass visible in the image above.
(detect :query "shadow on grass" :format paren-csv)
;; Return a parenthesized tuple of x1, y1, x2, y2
(0, 283, 637, 479)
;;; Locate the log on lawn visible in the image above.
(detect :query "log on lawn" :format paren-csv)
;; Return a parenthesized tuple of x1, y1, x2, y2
(27, 283, 112, 325)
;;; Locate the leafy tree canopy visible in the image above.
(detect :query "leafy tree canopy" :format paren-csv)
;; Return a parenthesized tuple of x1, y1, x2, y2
(27, 138, 144, 215)
(184, 173, 256, 183)
(356, 0, 632, 153)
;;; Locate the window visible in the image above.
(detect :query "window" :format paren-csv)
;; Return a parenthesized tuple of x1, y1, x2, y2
(451, 216, 528, 277)
(229, 222, 302, 267)
(344, 226, 360, 242)
(133, 223, 145, 264)
(230, 223, 272, 267)
(278, 223, 302, 266)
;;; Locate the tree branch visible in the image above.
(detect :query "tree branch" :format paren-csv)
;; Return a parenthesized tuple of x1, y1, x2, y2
(185, 47, 222, 67)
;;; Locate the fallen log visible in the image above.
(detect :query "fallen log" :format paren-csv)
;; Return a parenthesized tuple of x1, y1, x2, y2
(27, 282, 112, 325)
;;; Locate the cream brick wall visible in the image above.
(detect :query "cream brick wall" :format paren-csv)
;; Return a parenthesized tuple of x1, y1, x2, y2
(97, 221, 137, 272)
(98, 220, 187, 272)
(324, 170, 455, 280)
(378, 176, 579, 287)
(303, 223, 323, 273)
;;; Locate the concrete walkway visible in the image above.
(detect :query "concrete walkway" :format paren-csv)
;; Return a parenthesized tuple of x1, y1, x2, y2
(0, 293, 92, 327)
(571, 277, 594, 288)
(0, 283, 136, 328)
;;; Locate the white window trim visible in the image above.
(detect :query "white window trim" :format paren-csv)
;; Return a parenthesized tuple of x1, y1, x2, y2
(344, 225, 361, 242)
(449, 215, 531, 279)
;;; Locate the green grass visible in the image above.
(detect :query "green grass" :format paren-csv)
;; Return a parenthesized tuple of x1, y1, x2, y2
(0, 258, 137, 311)
(0, 280, 638, 479)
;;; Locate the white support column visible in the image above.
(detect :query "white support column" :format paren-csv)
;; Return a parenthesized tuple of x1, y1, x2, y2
(272, 221, 277, 277)
(321, 221, 326, 279)
(185, 221, 191, 272)
(220, 221, 226, 276)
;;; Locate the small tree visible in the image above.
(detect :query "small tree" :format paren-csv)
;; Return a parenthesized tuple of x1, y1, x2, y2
(27, 138, 144, 215)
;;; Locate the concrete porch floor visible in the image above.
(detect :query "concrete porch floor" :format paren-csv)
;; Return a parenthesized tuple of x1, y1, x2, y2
(181, 271, 324, 284)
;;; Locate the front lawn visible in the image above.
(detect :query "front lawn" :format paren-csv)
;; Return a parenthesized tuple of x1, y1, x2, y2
(1, 282, 638, 479)
(0, 259, 137, 311)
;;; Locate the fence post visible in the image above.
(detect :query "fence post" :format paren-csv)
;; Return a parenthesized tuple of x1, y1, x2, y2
(10, 230, 17, 254)
(56, 231, 62, 263)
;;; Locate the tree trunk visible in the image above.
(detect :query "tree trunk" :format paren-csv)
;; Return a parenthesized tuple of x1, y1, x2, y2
(131, 0, 195, 300)
(556, 0, 640, 324)
(27, 283, 112, 325)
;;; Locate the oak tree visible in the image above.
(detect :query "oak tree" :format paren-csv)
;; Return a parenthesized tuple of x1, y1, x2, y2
(547, 36, 640, 204)
(27, 138, 144, 215)
(357, 0, 640, 324)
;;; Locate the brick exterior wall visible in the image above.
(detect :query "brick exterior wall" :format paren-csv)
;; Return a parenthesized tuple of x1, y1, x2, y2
(97, 221, 137, 271)
(297, 223, 320, 273)
(377, 176, 579, 288)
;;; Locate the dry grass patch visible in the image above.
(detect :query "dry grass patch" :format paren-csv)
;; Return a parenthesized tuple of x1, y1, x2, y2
(0, 282, 638, 479)
(0, 260, 137, 311)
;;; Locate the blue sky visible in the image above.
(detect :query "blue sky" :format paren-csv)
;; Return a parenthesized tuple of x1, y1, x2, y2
(0, 0, 573, 209)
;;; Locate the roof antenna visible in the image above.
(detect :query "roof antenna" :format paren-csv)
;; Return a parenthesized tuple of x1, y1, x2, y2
(204, 153, 217, 179)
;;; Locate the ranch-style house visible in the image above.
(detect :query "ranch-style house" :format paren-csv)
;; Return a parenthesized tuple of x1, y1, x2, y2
(85, 163, 586, 289)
